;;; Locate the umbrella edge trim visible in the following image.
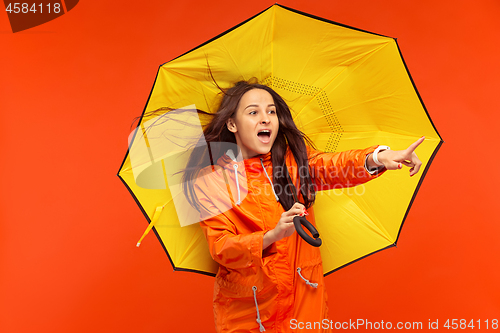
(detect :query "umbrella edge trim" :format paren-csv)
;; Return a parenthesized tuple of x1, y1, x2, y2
(276, 3, 394, 39)
(116, 65, 162, 176)
(394, 39, 444, 142)
(160, 4, 275, 66)
(323, 243, 397, 277)
(393, 139, 444, 244)
(323, 140, 443, 277)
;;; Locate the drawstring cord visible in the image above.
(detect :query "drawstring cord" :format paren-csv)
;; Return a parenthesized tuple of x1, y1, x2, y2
(233, 164, 241, 205)
(297, 267, 318, 288)
(226, 150, 242, 206)
(260, 158, 279, 202)
(227, 152, 278, 205)
(252, 286, 266, 332)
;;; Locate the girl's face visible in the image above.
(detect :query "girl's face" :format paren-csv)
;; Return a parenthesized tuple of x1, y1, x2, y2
(227, 88, 279, 159)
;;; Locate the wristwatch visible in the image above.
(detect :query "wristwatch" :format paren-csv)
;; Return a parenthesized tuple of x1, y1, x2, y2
(373, 145, 390, 166)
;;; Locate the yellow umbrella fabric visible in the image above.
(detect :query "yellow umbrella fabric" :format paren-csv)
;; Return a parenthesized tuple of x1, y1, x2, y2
(117, 4, 442, 276)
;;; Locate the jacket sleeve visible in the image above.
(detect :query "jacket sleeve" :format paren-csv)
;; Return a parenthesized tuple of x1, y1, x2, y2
(307, 145, 386, 191)
(194, 174, 273, 270)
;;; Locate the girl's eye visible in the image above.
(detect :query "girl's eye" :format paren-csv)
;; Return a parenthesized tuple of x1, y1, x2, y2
(268, 109, 276, 114)
(249, 110, 257, 115)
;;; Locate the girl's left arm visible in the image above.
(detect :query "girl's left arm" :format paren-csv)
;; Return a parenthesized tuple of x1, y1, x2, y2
(307, 146, 384, 190)
(307, 137, 424, 190)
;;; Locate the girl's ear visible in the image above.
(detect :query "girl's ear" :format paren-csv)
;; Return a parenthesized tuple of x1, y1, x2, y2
(226, 118, 237, 133)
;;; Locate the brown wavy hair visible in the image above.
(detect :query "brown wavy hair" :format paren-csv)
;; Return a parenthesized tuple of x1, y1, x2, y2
(137, 79, 317, 212)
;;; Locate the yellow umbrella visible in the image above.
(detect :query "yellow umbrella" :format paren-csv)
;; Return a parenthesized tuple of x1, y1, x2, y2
(117, 4, 442, 276)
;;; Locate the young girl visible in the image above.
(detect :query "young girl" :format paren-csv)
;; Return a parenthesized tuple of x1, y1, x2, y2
(183, 80, 423, 332)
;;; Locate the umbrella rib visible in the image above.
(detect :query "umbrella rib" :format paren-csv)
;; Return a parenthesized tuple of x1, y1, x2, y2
(176, 227, 205, 265)
(321, 190, 395, 244)
(298, 92, 395, 129)
(292, 28, 331, 87)
(221, 38, 247, 81)
(271, 6, 275, 82)
(293, 42, 392, 119)
(164, 67, 221, 103)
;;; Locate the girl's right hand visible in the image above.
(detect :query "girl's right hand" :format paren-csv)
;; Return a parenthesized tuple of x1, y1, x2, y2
(263, 202, 305, 249)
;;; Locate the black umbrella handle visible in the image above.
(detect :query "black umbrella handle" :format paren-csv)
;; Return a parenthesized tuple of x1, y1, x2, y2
(293, 216, 322, 247)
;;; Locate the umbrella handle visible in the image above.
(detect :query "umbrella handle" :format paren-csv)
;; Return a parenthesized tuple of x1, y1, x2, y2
(293, 216, 322, 247)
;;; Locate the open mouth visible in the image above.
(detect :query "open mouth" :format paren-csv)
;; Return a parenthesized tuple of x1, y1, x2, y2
(257, 129, 272, 143)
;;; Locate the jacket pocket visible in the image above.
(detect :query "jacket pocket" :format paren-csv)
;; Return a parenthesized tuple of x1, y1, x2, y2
(216, 266, 265, 299)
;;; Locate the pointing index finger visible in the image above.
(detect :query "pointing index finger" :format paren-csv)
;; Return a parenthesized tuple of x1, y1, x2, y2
(406, 136, 425, 153)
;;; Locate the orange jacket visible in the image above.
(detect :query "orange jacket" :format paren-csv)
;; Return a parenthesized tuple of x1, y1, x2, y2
(194, 146, 384, 333)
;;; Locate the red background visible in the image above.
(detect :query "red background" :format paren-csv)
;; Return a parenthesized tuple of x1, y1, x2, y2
(1, 0, 499, 332)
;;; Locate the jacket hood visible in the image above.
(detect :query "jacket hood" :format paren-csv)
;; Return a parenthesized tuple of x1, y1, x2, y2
(217, 149, 272, 169)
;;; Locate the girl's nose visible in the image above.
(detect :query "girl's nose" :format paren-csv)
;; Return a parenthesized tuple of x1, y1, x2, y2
(261, 114, 270, 124)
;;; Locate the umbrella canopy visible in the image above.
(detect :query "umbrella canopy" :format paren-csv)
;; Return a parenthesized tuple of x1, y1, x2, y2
(117, 4, 442, 276)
